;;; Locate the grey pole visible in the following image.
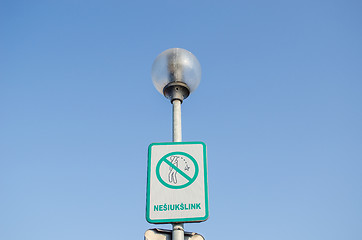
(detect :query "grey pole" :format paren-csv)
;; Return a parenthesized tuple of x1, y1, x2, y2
(172, 98, 184, 240)
(172, 99, 182, 142)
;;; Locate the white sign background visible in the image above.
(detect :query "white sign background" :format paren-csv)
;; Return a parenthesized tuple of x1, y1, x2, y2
(146, 142, 208, 223)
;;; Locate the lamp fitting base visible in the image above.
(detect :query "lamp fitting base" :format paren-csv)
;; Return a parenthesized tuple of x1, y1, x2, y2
(163, 82, 190, 103)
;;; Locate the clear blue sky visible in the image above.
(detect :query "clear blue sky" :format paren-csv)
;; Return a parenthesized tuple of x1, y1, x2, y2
(1, 0, 361, 239)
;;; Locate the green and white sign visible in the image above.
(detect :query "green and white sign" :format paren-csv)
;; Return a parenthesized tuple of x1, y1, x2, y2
(146, 142, 209, 223)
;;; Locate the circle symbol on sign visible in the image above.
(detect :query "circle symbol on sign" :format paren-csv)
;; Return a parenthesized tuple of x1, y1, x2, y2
(156, 151, 199, 189)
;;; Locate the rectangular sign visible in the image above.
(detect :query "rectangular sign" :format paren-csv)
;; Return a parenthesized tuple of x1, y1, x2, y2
(146, 142, 209, 223)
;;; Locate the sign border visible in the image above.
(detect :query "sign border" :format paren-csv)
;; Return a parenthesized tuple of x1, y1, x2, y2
(146, 141, 209, 224)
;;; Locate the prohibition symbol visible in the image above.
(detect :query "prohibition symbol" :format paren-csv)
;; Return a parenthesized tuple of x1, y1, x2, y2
(156, 151, 199, 189)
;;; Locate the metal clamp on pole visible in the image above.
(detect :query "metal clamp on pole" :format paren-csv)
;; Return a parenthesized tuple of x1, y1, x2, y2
(145, 228, 205, 240)
(172, 223, 184, 240)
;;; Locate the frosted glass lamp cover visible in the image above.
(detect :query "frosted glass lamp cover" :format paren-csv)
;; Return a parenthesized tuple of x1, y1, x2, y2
(151, 48, 201, 96)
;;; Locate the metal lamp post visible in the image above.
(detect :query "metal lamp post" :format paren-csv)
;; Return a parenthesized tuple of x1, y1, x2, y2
(151, 48, 202, 240)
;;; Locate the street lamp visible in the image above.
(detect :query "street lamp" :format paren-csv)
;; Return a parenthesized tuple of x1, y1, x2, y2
(151, 48, 202, 240)
(152, 48, 201, 102)
(152, 48, 201, 142)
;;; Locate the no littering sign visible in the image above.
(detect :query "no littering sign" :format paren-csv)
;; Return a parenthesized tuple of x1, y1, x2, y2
(146, 142, 209, 223)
